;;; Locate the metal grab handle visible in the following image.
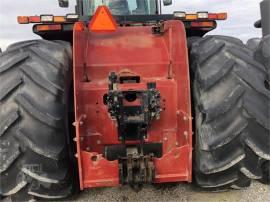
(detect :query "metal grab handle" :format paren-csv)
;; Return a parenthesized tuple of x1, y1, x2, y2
(261, 0, 270, 36)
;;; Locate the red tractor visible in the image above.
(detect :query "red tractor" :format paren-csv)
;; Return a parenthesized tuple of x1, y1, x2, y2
(0, 0, 269, 201)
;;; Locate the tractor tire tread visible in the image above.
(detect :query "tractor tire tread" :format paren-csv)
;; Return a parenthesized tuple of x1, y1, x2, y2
(0, 40, 75, 200)
(191, 35, 270, 189)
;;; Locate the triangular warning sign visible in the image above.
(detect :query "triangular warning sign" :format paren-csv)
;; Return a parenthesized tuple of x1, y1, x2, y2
(89, 6, 117, 32)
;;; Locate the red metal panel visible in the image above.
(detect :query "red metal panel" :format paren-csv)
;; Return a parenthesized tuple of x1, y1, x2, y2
(73, 20, 192, 189)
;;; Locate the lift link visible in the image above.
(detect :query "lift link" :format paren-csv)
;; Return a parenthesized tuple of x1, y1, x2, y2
(119, 154, 155, 189)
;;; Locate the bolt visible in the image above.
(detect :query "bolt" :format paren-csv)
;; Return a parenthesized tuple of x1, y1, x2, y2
(73, 138, 77, 142)
(176, 110, 180, 115)
(164, 137, 168, 141)
(75, 153, 78, 158)
(183, 116, 188, 121)
(86, 147, 91, 151)
(79, 121, 84, 126)
(80, 137, 84, 141)
(97, 140, 101, 144)
(184, 131, 188, 139)
(175, 142, 179, 146)
(82, 114, 87, 119)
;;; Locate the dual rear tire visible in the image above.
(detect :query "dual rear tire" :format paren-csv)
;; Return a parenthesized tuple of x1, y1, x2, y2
(190, 36, 270, 189)
(0, 40, 75, 201)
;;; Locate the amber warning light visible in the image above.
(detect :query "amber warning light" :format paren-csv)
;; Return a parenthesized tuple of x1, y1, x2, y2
(89, 6, 117, 32)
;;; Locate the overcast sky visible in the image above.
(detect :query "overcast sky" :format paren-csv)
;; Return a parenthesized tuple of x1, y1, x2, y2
(0, 0, 263, 50)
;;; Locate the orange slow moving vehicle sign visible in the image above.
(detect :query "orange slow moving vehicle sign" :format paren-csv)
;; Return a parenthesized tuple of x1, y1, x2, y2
(89, 6, 117, 32)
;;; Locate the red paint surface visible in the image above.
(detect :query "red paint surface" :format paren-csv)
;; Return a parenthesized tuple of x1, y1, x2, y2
(73, 20, 193, 190)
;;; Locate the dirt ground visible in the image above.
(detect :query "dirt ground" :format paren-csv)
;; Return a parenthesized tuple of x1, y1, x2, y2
(71, 181, 269, 202)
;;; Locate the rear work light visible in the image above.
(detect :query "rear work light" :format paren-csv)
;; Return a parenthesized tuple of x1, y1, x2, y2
(197, 12, 209, 19)
(174, 11, 186, 19)
(66, 14, 79, 21)
(40, 15, 54, 23)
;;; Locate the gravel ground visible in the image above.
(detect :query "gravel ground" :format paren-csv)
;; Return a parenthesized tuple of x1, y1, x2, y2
(70, 181, 269, 202)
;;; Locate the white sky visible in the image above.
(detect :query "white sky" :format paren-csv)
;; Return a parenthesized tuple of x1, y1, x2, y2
(0, 0, 263, 50)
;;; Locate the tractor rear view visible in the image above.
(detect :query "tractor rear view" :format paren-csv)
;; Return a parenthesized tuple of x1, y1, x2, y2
(0, 0, 269, 201)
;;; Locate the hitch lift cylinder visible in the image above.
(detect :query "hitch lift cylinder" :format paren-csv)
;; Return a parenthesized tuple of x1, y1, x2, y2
(261, 0, 270, 36)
